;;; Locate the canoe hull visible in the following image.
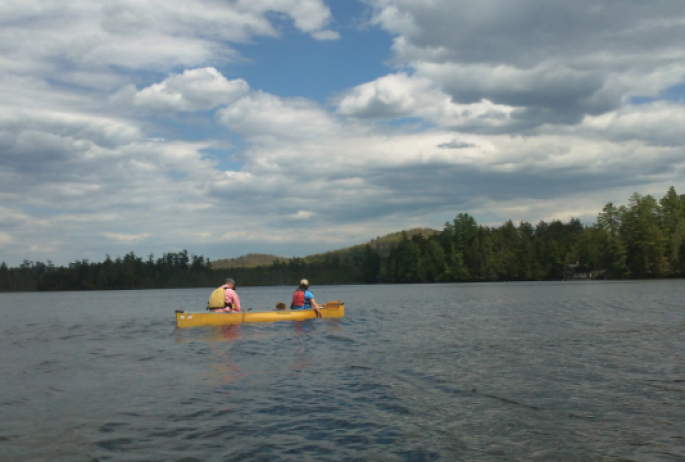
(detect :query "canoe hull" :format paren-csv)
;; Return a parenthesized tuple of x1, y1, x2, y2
(176, 304, 344, 328)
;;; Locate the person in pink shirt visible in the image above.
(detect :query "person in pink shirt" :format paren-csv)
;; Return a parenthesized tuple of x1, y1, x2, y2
(210, 278, 241, 313)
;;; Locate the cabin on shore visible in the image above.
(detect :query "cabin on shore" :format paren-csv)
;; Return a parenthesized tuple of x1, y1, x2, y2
(563, 262, 592, 281)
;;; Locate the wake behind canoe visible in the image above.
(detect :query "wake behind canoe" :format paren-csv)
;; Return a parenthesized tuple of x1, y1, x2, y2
(175, 302, 344, 328)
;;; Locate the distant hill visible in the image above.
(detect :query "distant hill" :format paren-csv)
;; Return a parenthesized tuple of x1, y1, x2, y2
(211, 228, 441, 269)
(305, 228, 441, 261)
(211, 253, 286, 269)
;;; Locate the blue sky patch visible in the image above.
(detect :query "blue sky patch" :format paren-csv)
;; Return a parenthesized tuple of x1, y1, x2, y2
(229, 1, 393, 102)
(630, 82, 685, 105)
(201, 147, 244, 172)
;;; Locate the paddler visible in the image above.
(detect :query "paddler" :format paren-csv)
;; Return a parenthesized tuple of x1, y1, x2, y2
(291, 279, 322, 317)
(208, 278, 241, 312)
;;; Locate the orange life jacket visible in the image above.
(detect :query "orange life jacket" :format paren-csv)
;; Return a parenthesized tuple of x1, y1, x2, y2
(291, 289, 306, 308)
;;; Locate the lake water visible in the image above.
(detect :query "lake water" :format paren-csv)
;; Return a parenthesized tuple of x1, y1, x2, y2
(1, 281, 684, 461)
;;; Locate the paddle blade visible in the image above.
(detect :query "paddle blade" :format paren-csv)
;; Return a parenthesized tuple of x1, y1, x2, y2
(323, 300, 341, 310)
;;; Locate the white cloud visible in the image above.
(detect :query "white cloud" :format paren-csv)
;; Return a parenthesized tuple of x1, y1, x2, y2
(103, 232, 151, 242)
(236, 0, 336, 35)
(337, 73, 436, 119)
(336, 72, 514, 130)
(311, 30, 340, 41)
(218, 91, 337, 141)
(0, 231, 12, 246)
(367, 0, 685, 128)
(133, 68, 249, 112)
(0, 0, 336, 86)
(289, 210, 316, 220)
(2, 1, 685, 267)
(438, 140, 474, 149)
(0, 108, 141, 149)
(578, 101, 685, 147)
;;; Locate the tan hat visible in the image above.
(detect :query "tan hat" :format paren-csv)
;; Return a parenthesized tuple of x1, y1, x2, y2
(300, 279, 309, 287)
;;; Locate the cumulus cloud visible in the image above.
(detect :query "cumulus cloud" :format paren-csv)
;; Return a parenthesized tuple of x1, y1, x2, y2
(577, 101, 685, 147)
(438, 140, 474, 149)
(289, 211, 316, 220)
(0, 231, 12, 246)
(336, 72, 515, 131)
(218, 91, 337, 141)
(133, 68, 249, 112)
(367, 0, 685, 130)
(336, 73, 435, 119)
(417, 62, 613, 126)
(103, 232, 151, 242)
(209, 81, 685, 232)
(311, 30, 341, 40)
(2, 0, 685, 266)
(0, 109, 141, 150)
(0, 0, 337, 78)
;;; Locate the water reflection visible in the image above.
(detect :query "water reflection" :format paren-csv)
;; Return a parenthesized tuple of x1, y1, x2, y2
(204, 326, 245, 385)
(173, 324, 243, 344)
(206, 325, 242, 342)
(208, 361, 245, 385)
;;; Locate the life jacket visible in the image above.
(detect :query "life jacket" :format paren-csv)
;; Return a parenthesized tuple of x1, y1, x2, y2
(208, 287, 227, 310)
(291, 289, 307, 308)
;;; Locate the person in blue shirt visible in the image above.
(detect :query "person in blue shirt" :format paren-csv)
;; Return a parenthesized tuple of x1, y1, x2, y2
(291, 279, 322, 315)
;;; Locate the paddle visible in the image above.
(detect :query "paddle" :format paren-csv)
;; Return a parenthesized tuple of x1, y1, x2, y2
(313, 300, 341, 318)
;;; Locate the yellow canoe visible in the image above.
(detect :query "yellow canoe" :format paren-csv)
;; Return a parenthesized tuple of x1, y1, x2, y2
(175, 301, 344, 328)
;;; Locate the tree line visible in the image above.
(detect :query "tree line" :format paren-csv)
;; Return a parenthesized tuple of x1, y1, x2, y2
(381, 186, 684, 282)
(1, 187, 684, 291)
(0, 250, 217, 292)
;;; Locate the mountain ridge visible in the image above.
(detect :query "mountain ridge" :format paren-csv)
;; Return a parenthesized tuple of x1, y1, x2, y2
(210, 227, 440, 269)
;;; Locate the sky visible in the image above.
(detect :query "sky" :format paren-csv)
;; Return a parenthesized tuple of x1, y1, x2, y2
(1, 0, 685, 266)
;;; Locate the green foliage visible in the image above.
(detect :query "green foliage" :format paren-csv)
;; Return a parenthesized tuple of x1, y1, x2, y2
(211, 253, 286, 269)
(1, 251, 217, 292)
(620, 193, 668, 277)
(2, 186, 684, 292)
(361, 245, 382, 283)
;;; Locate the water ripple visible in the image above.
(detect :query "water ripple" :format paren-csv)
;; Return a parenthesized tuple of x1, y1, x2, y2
(1, 282, 684, 461)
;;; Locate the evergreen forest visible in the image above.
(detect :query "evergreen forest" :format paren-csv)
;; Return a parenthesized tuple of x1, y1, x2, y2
(2, 187, 684, 291)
